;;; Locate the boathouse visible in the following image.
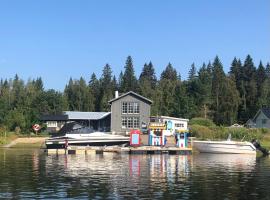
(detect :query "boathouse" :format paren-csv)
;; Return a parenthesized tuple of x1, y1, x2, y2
(108, 91, 152, 135)
(40, 111, 111, 133)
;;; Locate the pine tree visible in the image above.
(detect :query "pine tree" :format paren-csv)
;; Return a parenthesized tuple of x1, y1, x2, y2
(139, 61, 157, 89)
(211, 56, 226, 124)
(256, 61, 266, 98)
(188, 63, 197, 81)
(99, 64, 114, 111)
(89, 73, 100, 111)
(160, 63, 177, 81)
(122, 56, 138, 92)
(265, 63, 270, 78)
(198, 63, 212, 118)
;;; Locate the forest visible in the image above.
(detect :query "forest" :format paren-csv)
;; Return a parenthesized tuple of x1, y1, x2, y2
(0, 55, 270, 133)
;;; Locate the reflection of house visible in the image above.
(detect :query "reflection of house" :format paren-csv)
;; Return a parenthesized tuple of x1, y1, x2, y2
(40, 111, 111, 133)
(109, 91, 152, 135)
(150, 116, 189, 136)
(246, 108, 270, 128)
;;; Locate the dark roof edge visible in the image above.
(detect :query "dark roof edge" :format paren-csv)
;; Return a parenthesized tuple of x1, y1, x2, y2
(108, 91, 153, 104)
(253, 107, 270, 121)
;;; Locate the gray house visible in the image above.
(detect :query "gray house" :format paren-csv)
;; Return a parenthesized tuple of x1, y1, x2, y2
(108, 91, 152, 135)
(246, 108, 270, 128)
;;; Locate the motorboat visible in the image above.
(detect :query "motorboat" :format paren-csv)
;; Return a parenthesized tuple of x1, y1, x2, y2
(192, 140, 257, 154)
(45, 122, 130, 149)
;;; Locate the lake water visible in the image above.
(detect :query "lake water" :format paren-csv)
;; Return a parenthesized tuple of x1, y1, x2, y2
(1, 149, 270, 200)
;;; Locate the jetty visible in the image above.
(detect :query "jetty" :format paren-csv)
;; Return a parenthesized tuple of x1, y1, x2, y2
(45, 146, 192, 155)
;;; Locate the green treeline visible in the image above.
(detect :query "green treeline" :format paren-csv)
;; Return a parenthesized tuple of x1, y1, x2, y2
(0, 55, 270, 133)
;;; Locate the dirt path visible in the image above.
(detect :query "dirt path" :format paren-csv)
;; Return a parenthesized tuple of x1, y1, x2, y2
(4, 137, 48, 148)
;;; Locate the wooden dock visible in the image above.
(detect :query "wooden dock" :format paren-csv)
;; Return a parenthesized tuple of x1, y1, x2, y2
(45, 146, 192, 155)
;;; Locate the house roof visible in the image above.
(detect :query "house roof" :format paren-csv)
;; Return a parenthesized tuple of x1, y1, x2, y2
(261, 108, 270, 118)
(253, 107, 270, 121)
(63, 111, 111, 120)
(108, 91, 153, 104)
(40, 114, 68, 121)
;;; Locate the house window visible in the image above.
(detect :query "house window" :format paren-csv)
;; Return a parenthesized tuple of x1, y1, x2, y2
(122, 117, 140, 129)
(175, 123, 184, 128)
(122, 102, 128, 114)
(133, 117, 139, 128)
(47, 121, 57, 128)
(122, 102, 140, 114)
(122, 117, 127, 128)
(262, 119, 267, 124)
(134, 102, 139, 114)
(128, 103, 134, 114)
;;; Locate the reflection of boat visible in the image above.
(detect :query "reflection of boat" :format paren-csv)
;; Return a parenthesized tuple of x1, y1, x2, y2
(192, 154, 256, 172)
(193, 140, 256, 154)
(45, 123, 130, 149)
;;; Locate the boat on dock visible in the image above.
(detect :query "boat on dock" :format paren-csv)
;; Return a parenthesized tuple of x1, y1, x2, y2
(192, 140, 257, 154)
(45, 123, 130, 149)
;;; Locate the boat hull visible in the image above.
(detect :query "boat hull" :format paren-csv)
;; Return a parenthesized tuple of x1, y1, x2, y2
(193, 140, 256, 154)
(46, 137, 130, 149)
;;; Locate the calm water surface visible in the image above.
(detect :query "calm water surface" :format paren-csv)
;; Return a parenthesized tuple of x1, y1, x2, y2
(0, 149, 270, 200)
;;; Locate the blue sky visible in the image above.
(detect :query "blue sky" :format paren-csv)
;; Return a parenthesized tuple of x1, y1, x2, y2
(0, 0, 269, 91)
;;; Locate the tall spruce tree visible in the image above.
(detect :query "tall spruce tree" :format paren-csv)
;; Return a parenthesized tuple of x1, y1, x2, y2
(211, 56, 226, 124)
(122, 56, 138, 92)
(188, 63, 197, 81)
(100, 64, 114, 111)
(89, 73, 100, 111)
(198, 63, 212, 118)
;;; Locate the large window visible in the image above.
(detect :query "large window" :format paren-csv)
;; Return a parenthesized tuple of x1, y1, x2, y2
(122, 102, 128, 114)
(122, 102, 140, 114)
(122, 117, 140, 129)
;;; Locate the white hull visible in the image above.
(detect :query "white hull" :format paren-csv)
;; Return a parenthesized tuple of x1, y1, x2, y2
(193, 140, 256, 154)
(46, 132, 130, 148)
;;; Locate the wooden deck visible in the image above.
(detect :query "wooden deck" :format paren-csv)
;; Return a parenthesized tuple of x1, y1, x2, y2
(46, 145, 192, 155)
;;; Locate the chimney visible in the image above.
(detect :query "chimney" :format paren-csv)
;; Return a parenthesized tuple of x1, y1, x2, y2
(115, 91, 119, 98)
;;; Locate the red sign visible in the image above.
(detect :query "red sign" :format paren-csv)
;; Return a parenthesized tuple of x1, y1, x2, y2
(32, 124, 41, 132)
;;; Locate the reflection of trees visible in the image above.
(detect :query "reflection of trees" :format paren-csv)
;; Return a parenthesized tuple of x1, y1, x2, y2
(2, 149, 270, 199)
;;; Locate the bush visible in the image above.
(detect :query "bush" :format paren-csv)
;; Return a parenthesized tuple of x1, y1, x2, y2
(189, 118, 215, 127)
(189, 124, 215, 139)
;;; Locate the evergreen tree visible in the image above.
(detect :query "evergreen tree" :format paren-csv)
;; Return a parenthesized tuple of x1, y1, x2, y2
(99, 64, 114, 111)
(188, 63, 197, 81)
(138, 62, 157, 100)
(211, 56, 226, 124)
(256, 61, 266, 98)
(122, 56, 138, 92)
(265, 63, 270, 78)
(139, 62, 157, 88)
(160, 63, 177, 81)
(89, 73, 100, 111)
(198, 63, 212, 118)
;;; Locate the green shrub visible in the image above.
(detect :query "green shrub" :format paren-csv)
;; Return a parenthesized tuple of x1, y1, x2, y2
(189, 124, 215, 139)
(189, 118, 215, 127)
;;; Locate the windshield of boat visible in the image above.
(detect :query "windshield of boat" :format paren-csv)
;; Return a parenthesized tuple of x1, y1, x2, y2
(67, 127, 95, 134)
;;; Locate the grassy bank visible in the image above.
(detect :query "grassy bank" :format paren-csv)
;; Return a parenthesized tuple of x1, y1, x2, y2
(0, 132, 48, 148)
(189, 118, 270, 148)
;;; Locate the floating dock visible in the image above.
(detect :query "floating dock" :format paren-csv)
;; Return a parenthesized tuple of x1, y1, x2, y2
(45, 146, 192, 155)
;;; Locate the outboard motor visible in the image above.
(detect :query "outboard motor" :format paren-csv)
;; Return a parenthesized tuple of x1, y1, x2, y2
(251, 139, 269, 156)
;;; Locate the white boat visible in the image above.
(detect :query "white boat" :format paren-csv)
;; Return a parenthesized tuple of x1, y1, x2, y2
(45, 123, 130, 149)
(192, 140, 257, 154)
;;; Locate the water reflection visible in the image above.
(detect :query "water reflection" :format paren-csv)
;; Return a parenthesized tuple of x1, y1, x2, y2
(1, 149, 270, 199)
